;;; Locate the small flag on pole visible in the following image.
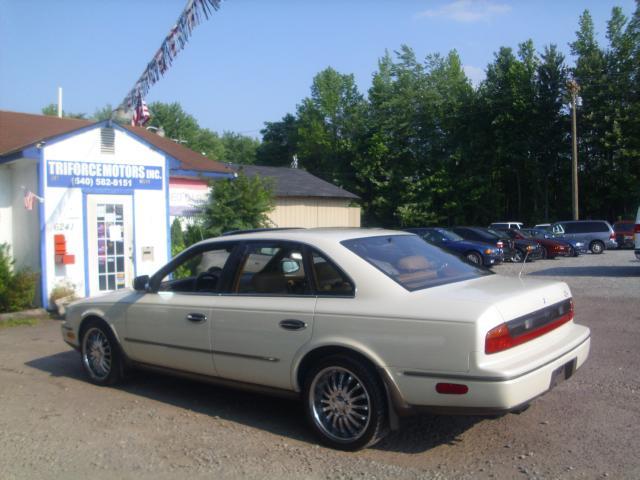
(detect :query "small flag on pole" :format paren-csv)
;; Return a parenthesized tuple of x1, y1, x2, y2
(131, 94, 151, 127)
(24, 190, 36, 210)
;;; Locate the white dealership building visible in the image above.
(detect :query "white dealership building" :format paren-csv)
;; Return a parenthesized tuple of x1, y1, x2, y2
(0, 111, 233, 307)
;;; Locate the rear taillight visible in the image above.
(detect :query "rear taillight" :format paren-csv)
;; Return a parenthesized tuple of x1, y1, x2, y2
(436, 383, 469, 395)
(634, 224, 640, 234)
(610, 232, 615, 240)
(485, 299, 574, 354)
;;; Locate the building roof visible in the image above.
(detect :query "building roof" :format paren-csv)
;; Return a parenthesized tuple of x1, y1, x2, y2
(124, 124, 232, 174)
(0, 110, 92, 156)
(240, 165, 359, 200)
(0, 110, 232, 175)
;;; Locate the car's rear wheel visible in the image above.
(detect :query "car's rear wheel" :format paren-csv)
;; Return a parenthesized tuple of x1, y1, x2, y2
(80, 320, 123, 386)
(540, 246, 548, 259)
(465, 251, 483, 265)
(590, 240, 604, 254)
(303, 354, 388, 451)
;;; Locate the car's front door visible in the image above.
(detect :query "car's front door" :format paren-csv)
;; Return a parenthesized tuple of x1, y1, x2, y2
(211, 242, 316, 390)
(123, 244, 236, 376)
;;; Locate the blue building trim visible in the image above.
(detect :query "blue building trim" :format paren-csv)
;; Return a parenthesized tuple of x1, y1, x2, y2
(165, 158, 172, 261)
(170, 169, 234, 179)
(82, 192, 90, 297)
(37, 148, 48, 308)
(0, 151, 25, 164)
(131, 191, 137, 278)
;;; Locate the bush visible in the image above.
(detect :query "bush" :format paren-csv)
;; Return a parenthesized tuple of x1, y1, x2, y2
(0, 243, 37, 313)
(49, 280, 76, 305)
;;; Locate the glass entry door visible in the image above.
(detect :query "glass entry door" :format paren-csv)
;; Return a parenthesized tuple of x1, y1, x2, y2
(86, 195, 134, 296)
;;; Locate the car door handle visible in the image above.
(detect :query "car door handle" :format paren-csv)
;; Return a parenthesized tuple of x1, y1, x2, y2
(279, 319, 307, 331)
(186, 313, 207, 323)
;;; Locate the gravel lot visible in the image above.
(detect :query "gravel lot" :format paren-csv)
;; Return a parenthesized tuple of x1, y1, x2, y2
(1, 250, 639, 479)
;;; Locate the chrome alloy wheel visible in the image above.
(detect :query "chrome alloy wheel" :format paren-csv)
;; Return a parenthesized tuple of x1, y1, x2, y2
(82, 327, 112, 381)
(309, 367, 372, 443)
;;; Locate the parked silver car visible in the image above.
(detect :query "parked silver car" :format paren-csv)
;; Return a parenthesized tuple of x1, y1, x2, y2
(550, 220, 617, 254)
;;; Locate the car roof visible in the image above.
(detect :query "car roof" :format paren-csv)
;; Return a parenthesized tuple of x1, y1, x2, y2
(193, 227, 413, 247)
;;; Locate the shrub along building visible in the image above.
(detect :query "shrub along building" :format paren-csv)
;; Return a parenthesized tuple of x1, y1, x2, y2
(0, 110, 360, 307)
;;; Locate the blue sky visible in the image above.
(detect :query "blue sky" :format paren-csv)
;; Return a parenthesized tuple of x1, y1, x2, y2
(0, 0, 636, 137)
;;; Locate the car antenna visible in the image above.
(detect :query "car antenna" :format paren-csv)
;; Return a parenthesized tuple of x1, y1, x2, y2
(518, 250, 530, 278)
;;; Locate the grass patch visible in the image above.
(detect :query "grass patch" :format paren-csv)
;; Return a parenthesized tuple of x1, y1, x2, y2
(0, 317, 40, 329)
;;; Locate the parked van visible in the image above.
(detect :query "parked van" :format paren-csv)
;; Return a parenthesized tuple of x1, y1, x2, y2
(550, 220, 617, 254)
(634, 207, 640, 261)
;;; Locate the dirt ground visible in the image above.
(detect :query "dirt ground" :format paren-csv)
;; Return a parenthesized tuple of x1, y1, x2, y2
(1, 251, 639, 479)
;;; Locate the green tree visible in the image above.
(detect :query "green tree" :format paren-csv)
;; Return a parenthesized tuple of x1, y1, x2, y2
(93, 104, 115, 122)
(41, 104, 86, 119)
(296, 67, 366, 191)
(256, 114, 300, 166)
(147, 102, 201, 145)
(200, 172, 274, 237)
(220, 131, 260, 164)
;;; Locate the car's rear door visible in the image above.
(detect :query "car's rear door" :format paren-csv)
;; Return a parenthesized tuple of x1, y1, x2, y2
(211, 241, 316, 390)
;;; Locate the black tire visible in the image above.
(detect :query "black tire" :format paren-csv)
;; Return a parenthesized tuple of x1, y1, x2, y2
(80, 319, 124, 386)
(465, 251, 483, 265)
(540, 246, 548, 259)
(590, 240, 604, 254)
(303, 354, 388, 451)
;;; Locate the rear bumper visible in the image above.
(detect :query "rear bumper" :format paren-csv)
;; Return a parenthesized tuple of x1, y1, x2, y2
(386, 330, 590, 415)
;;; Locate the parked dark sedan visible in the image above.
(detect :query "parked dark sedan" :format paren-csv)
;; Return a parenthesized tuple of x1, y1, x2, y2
(452, 227, 515, 261)
(453, 227, 541, 262)
(498, 228, 571, 259)
(405, 227, 503, 266)
(522, 228, 588, 256)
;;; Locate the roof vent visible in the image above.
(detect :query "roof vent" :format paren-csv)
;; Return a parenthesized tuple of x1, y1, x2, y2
(100, 127, 115, 154)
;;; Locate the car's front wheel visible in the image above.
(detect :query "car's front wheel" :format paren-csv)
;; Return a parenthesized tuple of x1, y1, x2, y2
(303, 354, 388, 450)
(511, 249, 525, 262)
(590, 240, 604, 254)
(465, 251, 483, 265)
(80, 320, 124, 386)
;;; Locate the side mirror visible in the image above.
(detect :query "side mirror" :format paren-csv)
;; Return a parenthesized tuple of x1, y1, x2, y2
(133, 275, 150, 291)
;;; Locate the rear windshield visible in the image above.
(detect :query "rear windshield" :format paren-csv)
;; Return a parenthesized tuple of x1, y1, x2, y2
(341, 235, 491, 291)
(613, 222, 633, 232)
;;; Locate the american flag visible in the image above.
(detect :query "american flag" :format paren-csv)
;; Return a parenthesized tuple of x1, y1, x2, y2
(24, 190, 36, 210)
(131, 95, 150, 127)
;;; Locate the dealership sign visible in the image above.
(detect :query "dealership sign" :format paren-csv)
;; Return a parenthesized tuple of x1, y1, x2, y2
(47, 160, 163, 190)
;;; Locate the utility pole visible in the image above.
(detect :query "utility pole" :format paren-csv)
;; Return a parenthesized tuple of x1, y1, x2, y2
(567, 79, 580, 221)
(57, 87, 63, 118)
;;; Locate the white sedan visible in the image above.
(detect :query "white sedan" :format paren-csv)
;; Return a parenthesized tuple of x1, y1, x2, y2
(61, 228, 590, 450)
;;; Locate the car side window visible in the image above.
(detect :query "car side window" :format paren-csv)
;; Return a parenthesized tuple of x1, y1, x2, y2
(234, 243, 309, 295)
(310, 250, 354, 296)
(159, 247, 232, 293)
(552, 224, 565, 234)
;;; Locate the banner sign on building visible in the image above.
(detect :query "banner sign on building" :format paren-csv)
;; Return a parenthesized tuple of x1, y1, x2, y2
(47, 160, 163, 190)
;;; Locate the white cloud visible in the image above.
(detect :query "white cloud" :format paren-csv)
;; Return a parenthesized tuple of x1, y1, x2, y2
(416, 0, 511, 23)
(463, 65, 485, 86)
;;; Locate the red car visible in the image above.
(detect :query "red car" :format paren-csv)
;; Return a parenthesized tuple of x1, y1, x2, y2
(503, 229, 572, 259)
(613, 221, 635, 249)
